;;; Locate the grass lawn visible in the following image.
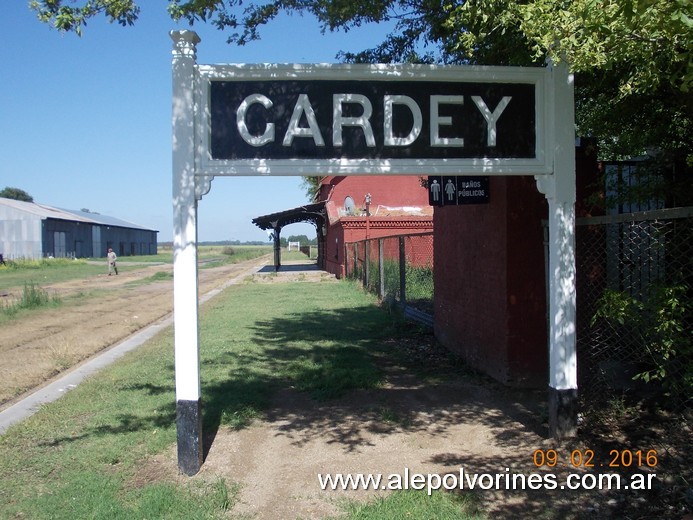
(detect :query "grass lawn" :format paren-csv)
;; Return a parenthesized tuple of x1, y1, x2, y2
(0, 278, 480, 519)
(0, 258, 115, 291)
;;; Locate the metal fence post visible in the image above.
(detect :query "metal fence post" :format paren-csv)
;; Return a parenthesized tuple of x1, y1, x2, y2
(364, 240, 369, 288)
(379, 239, 385, 298)
(399, 236, 406, 307)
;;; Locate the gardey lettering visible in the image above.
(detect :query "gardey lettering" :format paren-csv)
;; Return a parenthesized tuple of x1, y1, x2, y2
(235, 93, 512, 148)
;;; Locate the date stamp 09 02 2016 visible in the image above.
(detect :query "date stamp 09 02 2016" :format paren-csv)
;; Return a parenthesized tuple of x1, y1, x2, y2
(533, 449, 658, 469)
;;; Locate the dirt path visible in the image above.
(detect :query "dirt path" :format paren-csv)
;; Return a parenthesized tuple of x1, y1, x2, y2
(138, 340, 629, 520)
(198, 376, 547, 520)
(0, 256, 272, 408)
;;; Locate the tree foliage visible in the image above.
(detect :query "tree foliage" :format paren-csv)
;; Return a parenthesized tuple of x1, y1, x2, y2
(508, 0, 691, 95)
(30, 0, 691, 193)
(592, 284, 692, 402)
(30, 0, 691, 92)
(299, 176, 325, 201)
(0, 187, 34, 202)
(29, 0, 141, 35)
(286, 234, 317, 244)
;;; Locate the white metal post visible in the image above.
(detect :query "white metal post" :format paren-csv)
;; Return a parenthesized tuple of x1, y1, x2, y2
(536, 61, 578, 438)
(171, 30, 203, 475)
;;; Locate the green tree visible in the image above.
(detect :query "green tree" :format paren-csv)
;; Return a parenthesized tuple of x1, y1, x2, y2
(30, 0, 692, 177)
(29, 0, 140, 36)
(299, 176, 324, 201)
(0, 187, 34, 202)
(513, 0, 692, 95)
(287, 234, 317, 245)
(30, 1, 691, 91)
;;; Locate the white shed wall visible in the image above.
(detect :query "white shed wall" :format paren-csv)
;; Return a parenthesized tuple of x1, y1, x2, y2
(0, 211, 43, 259)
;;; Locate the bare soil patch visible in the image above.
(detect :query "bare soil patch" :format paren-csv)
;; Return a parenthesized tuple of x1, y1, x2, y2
(135, 335, 681, 520)
(0, 257, 271, 407)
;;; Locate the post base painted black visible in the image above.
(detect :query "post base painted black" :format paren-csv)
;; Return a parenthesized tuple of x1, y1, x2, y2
(177, 399, 203, 476)
(548, 387, 578, 439)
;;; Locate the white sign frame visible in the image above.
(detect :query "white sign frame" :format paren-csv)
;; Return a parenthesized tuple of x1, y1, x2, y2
(195, 63, 553, 176)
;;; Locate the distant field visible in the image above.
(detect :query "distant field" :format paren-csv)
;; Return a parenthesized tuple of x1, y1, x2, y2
(0, 245, 273, 292)
(145, 244, 273, 265)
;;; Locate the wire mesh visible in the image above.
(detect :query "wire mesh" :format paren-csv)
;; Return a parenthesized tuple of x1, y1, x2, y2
(347, 212, 691, 411)
(345, 233, 434, 320)
(576, 208, 692, 410)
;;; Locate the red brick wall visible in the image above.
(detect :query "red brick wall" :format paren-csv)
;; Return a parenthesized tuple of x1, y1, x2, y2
(505, 177, 550, 386)
(324, 222, 434, 277)
(323, 175, 429, 210)
(404, 234, 434, 267)
(434, 176, 548, 387)
(434, 177, 512, 383)
(323, 225, 346, 277)
(433, 142, 599, 388)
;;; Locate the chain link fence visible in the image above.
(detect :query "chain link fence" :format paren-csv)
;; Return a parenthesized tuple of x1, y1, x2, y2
(574, 207, 692, 410)
(344, 233, 434, 326)
(346, 211, 692, 412)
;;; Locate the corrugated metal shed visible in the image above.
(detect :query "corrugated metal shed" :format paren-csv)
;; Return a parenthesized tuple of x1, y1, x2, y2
(0, 198, 94, 223)
(0, 198, 158, 259)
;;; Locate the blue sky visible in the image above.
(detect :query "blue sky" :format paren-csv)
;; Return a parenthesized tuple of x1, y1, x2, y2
(1, 3, 391, 242)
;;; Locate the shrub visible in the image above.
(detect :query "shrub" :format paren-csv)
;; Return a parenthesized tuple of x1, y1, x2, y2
(1, 257, 86, 270)
(1, 282, 61, 316)
(592, 284, 692, 405)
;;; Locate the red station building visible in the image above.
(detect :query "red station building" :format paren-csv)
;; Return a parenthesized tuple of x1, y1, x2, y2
(317, 175, 433, 277)
(253, 175, 433, 277)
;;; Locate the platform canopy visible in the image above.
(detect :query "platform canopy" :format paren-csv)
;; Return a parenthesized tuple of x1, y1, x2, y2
(252, 202, 326, 233)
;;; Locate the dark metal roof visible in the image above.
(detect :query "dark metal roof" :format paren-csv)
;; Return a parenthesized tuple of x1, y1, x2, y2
(0, 198, 157, 232)
(57, 207, 157, 232)
(252, 202, 326, 231)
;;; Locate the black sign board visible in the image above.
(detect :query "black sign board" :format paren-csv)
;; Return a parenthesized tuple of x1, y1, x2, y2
(428, 176, 490, 206)
(210, 80, 536, 161)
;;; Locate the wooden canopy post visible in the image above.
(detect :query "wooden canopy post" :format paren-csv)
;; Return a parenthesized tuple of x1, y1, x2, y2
(271, 223, 282, 271)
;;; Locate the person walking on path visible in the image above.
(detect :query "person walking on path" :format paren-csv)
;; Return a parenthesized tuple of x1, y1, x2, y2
(107, 248, 118, 275)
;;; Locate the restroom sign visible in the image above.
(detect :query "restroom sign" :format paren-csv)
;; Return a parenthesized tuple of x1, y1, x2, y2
(428, 175, 490, 206)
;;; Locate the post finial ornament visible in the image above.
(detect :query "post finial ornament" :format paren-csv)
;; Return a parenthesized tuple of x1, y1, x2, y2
(170, 30, 201, 60)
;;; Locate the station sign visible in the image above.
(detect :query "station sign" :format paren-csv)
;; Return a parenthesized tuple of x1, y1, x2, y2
(210, 80, 535, 161)
(428, 175, 490, 206)
(172, 32, 578, 476)
(194, 64, 552, 175)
